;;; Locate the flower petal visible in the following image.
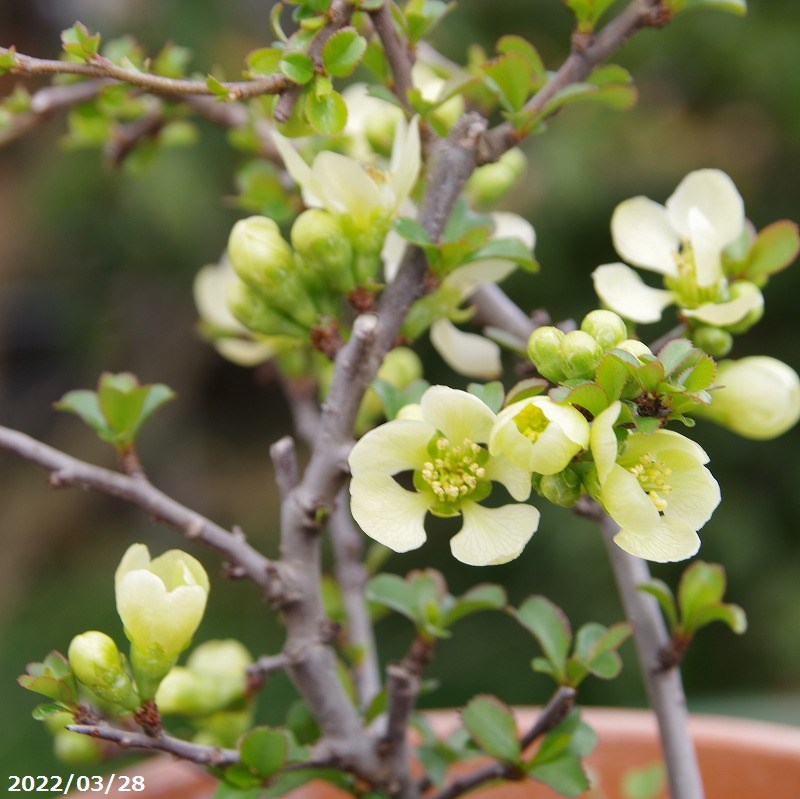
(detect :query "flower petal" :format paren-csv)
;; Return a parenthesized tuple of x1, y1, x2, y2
(215, 337, 279, 367)
(666, 169, 744, 252)
(421, 385, 496, 444)
(661, 452, 720, 530)
(623, 429, 710, 465)
(686, 207, 723, 286)
(348, 418, 434, 476)
(592, 263, 675, 324)
(590, 401, 622, 483)
(492, 211, 536, 250)
(429, 319, 503, 379)
(613, 517, 701, 563)
(483, 455, 532, 501)
(443, 259, 518, 297)
(194, 260, 243, 332)
(611, 196, 679, 275)
(349, 474, 429, 553)
(389, 116, 421, 209)
(450, 502, 540, 566)
(312, 151, 384, 218)
(539, 398, 590, 447)
(115, 543, 152, 588)
(601, 464, 661, 535)
(382, 227, 407, 282)
(682, 289, 763, 326)
(273, 132, 317, 200)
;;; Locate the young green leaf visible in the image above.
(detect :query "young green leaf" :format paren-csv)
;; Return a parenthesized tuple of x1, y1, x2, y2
(321, 28, 367, 77)
(512, 596, 572, 681)
(461, 695, 521, 764)
(743, 220, 800, 280)
(441, 584, 507, 627)
(239, 727, 288, 778)
(305, 87, 347, 135)
(638, 579, 679, 632)
(280, 52, 315, 84)
(481, 52, 534, 113)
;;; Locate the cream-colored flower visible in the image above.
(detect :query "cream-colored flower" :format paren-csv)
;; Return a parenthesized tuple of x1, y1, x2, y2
(593, 169, 763, 326)
(115, 544, 209, 697)
(591, 402, 720, 562)
(349, 386, 539, 566)
(385, 212, 536, 379)
(696, 356, 800, 440)
(490, 396, 590, 475)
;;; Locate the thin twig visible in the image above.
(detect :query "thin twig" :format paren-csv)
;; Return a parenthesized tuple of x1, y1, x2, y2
(67, 724, 239, 767)
(0, 425, 281, 597)
(479, 0, 671, 161)
(370, 2, 415, 110)
(649, 322, 689, 353)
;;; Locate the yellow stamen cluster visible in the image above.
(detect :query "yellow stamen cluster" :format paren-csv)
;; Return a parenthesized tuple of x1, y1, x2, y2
(629, 453, 672, 512)
(670, 248, 725, 307)
(513, 404, 549, 442)
(421, 437, 486, 503)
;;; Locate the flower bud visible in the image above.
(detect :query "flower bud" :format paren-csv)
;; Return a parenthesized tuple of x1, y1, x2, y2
(698, 356, 800, 439)
(228, 217, 293, 286)
(466, 148, 527, 208)
(53, 731, 103, 765)
(614, 339, 653, 361)
(527, 326, 567, 383)
(193, 707, 254, 748)
(539, 469, 581, 508)
(291, 209, 354, 292)
(561, 330, 603, 380)
(724, 281, 764, 334)
(68, 632, 139, 711)
(580, 310, 628, 351)
(227, 277, 312, 334)
(692, 325, 733, 358)
(115, 544, 210, 700)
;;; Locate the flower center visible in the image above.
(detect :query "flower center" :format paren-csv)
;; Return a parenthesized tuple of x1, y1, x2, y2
(666, 247, 726, 308)
(416, 435, 490, 515)
(514, 404, 549, 442)
(628, 453, 672, 513)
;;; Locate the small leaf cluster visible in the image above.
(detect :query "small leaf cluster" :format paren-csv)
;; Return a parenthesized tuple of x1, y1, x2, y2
(461, 697, 597, 797)
(512, 596, 631, 687)
(56, 372, 174, 454)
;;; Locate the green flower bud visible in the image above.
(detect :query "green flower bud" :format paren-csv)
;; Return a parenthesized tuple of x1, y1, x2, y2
(692, 325, 733, 358)
(466, 148, 527, 208)
(115, 544, 210, 700)
(527, 326, 567, 383)
(68, 632, 139, 711)
(291, 209, 354, 292)
(580, 310, 628, 351)
(193, 707, 254, 748)
(724, 281, 764, 334)
(53, 731, 103, 765)
(695, 356, 800, 440)
(614, 339, 653, 361)
(539, 469, 581, 508)
(227, 278, 311, 335)
(561, 330, 603, 380)
(228, 217, 293, 285)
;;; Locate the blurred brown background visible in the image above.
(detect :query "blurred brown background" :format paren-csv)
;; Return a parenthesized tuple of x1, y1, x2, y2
(1, 0, 799, 777)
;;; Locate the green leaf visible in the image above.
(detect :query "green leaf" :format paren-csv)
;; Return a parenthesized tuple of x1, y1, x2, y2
(564, 0, 619, 32)
(206, 75, 230, 98)
(657, 338, 695, 376)
(678, 561, 725, 622)
(212, 783, 262, 799)
(366, 574, 418, 623)
(18, 652, 78, 705)
(689, 602, 747, 635)
(595, 354, 631, 401)
(466, 236, 539, 272)
(305, 87, 347, 135)
(239, 727, 287, 778)
(529, 753, 589, 797)
(0, 47, 18, 75)
(513, 596, 572, 681)
(527, 712, 596, 796)
(622, 761, 666, 799)
(393, 216, 431, 245)
(461, 695, 521, 764)
(481, 52, 534, 113)
(33, 703, 70, 721)
(672, 0, 747, 16)
(55, 391, 110, 438)
(246, 47, 283, 75)
(505, 378, 550, 405)
(260, 769, 353, 799)
(682, 354, 716, 392)
(442, 584, 507, 627)
(555, 381, 609, 417)
(496, 35, 545, 84)
(321, 28, 367, 77)
(744, 220, 800, 280)
(280, 52, 315, 84)
(61, 22, 102, 61)
(635, 360, 665, 393)
(638, 579, 679, 631)
(405, 0, 455, 42)
(573, 622, 631, 681)
(467, 382, 505, 413)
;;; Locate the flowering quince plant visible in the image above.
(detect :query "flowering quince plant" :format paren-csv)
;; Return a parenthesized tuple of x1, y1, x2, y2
(4, 2, 800, 799)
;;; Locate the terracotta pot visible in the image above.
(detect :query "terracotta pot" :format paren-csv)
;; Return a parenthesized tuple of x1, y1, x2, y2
(74, 708, 800, 799)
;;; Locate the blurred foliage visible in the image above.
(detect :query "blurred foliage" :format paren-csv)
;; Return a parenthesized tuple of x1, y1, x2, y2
(1, 0, 800, 778)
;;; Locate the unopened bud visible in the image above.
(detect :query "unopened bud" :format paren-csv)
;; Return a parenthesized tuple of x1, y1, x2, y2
(467, 148, 527, 208)
(291, 209, 354, 292)
(539, 469, 581, 508)
(724, 281, 764, 334)
(580, 310, 628, 351)
(228, 217, 293, 287)
(227, 278, 314, 333)
(614, 339, 653, 361)
(527, 327, 567, 383)
(68, 632, 139, 711)
(53, 731, 103, 765)
(561, 330, 603, 380)
(692, 325, 733, 358)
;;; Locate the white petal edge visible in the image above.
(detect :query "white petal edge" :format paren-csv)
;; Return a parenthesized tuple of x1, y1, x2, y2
(389, 116, 421, 209)
(450, 502, 540, 566)
(483, 455, 532, 502)
(611, 196, 679, 275)
(666, 169, 744, 252)
(593, 263, 675, 324)
(312, 151, 384, 218)
(601, 464, 660, 536)
(613, 517, 701, 563)
(382, 228, 407, 283)
(349, 474, 429, 553)
(272, 132, 317, 201)
(429, 319, 502, 380)
(492, 211, 536, 250)
(420, 385, 497, 444)
(443, 259, 518, 298)
(348, 418, 434, 476)
(682, 290, 763, 326)
(590, 401, 622, 483)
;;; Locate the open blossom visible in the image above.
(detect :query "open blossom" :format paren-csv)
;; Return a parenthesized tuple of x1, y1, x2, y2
(593, 169, 763, 326)
(384, 213, 536, 379)
(591, 402, 720, 562)
(490, 396, 590, 475)
(349, 386, 539, 566)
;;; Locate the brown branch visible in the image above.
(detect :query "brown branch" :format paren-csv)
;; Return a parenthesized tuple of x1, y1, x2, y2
(0, 425, 282, 598)
(431, 687, 577, 799)
(105, 107, 165, 168)
(0, 47, 290, 100)
(67, 724, 239, 767)
(479, 0, 671, 162)
(369, 2, 415, 110)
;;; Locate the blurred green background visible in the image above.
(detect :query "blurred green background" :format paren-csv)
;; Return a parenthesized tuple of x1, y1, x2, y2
(1, 0, 799, 778)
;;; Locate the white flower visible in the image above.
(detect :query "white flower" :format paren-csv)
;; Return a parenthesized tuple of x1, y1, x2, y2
(593, 169, 763, 326)
(349, 386, 540, 566)
(490, 396, 590, 475)
(591, 402, 720, 562)
(194, 258, 287, 366)
(697, 356, 800, 440)
(273, 116, 420, 230)
(385, 212, 536, 379)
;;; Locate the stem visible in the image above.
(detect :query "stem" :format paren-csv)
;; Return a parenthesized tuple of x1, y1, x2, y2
(370, 2, 415, 110)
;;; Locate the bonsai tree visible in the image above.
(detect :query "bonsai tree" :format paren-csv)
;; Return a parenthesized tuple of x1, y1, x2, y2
(2, 1, 798, 797)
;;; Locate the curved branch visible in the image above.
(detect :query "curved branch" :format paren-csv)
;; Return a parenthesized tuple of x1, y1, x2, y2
(0, 425, 281, 597)
(369, 2, 415, 109)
